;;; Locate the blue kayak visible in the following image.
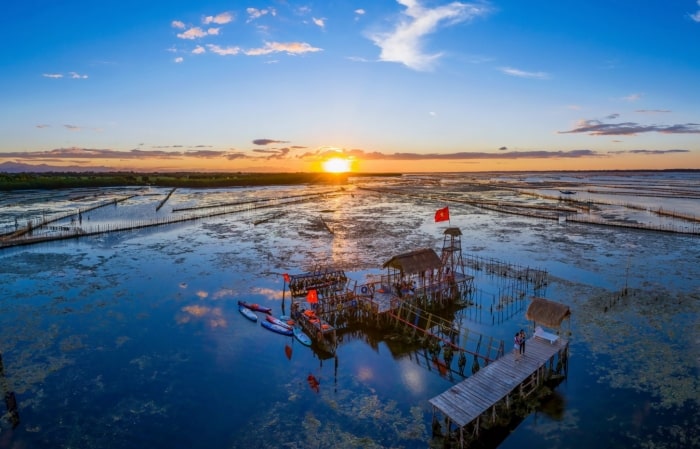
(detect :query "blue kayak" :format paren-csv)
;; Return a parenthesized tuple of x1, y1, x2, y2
(239, 306, 257, 322)
(261, 320, 293, 336)
(265, 314, 292, 330)
(293, 326, 312, 346)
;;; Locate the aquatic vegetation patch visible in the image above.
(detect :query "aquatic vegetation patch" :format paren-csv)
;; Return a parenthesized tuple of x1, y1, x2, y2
(59, 334, 86, 352)
(556, 278, 700, 448)
(0, 251, 89, 276)
(635, 422, 700, 449)
(233, 381, 428, 448)
(575, 286, 700, 409)
(11, 355, 74, 395)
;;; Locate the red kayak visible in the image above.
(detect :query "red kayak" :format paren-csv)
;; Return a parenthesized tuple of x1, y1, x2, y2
(237, 300, 272, 314)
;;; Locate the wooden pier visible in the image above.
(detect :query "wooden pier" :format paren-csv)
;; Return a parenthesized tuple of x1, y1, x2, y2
(429, 335, 568, 448)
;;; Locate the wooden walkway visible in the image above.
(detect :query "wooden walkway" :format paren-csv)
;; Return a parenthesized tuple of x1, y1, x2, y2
(429, 335, 568, 444)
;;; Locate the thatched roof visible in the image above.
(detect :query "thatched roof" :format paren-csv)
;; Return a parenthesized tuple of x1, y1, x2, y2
(382, 248, 441, 275)
(444, 227, 462, 237)
(525, 297, 571, 329)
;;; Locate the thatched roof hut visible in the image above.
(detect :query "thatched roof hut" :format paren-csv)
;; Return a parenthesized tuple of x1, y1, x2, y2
(382, 248, 441, 275)
(444, 227, 462, 237)
(525, 297, 571, 329)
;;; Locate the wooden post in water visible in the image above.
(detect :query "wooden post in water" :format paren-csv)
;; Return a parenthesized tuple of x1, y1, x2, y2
(282, 279, 286, 315)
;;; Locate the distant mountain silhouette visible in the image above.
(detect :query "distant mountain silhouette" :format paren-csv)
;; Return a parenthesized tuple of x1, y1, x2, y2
(0, 161, 114, 173)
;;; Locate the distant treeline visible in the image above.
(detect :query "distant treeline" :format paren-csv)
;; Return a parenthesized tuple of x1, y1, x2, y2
(0, 171, 401, 190)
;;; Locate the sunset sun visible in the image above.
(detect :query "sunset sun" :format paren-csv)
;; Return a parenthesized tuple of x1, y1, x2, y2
(322, 157, 351, 173)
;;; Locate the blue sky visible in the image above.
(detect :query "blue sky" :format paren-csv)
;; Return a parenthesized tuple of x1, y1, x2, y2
(2, 0, 699, 172)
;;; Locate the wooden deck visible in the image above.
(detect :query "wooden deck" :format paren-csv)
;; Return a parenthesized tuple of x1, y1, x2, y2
(429, 335, 568, 428)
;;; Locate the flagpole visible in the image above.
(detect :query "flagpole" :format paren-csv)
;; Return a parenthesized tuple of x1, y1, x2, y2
(282, 273, 291, 315)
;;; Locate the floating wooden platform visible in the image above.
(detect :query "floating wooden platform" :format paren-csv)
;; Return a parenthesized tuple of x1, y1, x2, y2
(429, 335, 568, 446)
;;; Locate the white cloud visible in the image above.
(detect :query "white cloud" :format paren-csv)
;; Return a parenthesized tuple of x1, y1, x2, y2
(43, 72, 88, 79)
(313, 17, 326, 29)
(207, 44, 241, 56)
(355, 9, 366, 15)
(244, 41, 322, 56)
(171, 20, 186, 29)
(176, 26, 220, 39)
(691, 0, 700, 22)
(174, 57, 184, 63)
(623, 93, 642, 102)
(177, 27, 207, 39)
(499, 67, 549, 79)
(203, 12, 233, 25)
(368, 0, 490, 71)
(192, 45, 206, 54)
(347, 56, 370, 63)
(247, 7, 276, 22)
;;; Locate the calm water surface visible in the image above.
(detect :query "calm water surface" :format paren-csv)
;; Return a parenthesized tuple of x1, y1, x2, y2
(1, 171, 698, 448)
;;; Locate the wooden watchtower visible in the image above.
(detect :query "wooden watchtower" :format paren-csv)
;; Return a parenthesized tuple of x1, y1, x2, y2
(440, 227, 465, 281)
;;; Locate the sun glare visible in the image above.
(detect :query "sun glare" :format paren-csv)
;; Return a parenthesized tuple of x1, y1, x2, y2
(322, 157, 351, 173)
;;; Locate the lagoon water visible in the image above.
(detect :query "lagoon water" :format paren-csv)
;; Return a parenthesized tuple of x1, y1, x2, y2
(0, 171, 698, 448)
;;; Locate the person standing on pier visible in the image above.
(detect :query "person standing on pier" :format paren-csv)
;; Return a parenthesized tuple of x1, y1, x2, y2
(519, 329, 527, 355)
(513, 332, 521, 360)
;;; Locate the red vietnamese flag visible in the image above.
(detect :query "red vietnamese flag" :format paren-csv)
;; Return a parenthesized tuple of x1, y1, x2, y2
(306, 289, 318, 303)
(434, 206, 450, 223)
(283, 273, 290, 283)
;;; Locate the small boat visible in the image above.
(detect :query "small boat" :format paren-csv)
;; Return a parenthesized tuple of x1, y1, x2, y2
(559, 190, 576, 195)
(265, 314, 292, 330)
(261, 320, 293, 336)
(239, 306, 257, 322)
(293, 326, 312, 346)
(237, 300, 272, 314)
